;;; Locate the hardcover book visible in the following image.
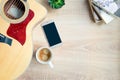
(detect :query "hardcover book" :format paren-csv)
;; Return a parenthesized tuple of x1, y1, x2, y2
(88, 0, 102, 23)
(92, 4, 114, 24)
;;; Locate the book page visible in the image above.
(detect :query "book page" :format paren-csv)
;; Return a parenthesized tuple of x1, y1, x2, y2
(93, 0, 120, 17)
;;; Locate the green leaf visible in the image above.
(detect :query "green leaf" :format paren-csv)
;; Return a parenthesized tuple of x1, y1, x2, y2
(48, 0, 65, 9)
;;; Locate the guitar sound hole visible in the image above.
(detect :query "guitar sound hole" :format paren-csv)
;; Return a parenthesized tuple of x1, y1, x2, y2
(4, 0, 25, 20)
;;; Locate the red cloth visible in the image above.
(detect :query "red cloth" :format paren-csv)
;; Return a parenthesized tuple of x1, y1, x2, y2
(7, 9, 34, 45)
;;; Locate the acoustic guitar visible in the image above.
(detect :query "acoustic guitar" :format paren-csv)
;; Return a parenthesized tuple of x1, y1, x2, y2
(0, 0, 47, 80)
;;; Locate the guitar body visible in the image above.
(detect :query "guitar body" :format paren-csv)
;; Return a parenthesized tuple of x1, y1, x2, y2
(0, 0, 47, 80)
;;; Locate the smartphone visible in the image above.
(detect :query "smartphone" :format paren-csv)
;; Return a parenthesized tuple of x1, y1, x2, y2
(42, 21, 62, 48)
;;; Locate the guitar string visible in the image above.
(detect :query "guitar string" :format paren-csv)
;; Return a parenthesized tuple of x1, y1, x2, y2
(12, 0, 19, 19)
(16, 0, 25, 19)
(8, 0, 18, 18)
(8, 0, 24, 19)
(13, 0, 26, 18)
(15, 0, 21, 18)
(16, 0, 22, 9)
(18, 0, 24, 11)
(4, 0, 26, 19)
(5, 0, 14, 13)
(5, 0, 15, 18)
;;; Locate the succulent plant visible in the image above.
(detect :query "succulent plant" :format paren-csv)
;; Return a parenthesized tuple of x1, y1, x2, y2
(48, 0, 65, 9)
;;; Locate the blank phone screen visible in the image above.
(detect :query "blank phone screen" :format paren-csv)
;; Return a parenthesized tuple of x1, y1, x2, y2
(42, 22, 62, 47)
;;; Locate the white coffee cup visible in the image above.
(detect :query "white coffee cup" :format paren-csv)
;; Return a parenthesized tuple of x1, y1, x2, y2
(36, 47, 54, 68)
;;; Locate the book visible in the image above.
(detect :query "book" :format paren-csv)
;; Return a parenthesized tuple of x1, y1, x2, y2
(92, 4, 114, 24)
(88, 0, 102, 23)
(92, 7, 103, 23)
(92, 0, 120, 18)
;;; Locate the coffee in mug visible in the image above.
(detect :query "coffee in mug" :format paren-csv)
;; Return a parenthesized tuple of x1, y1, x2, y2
(36, 47, 54, 68)
(38, 48, 51, 62)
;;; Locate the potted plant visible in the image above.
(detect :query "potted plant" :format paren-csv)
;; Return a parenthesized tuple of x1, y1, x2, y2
(48, 0, 65, 9)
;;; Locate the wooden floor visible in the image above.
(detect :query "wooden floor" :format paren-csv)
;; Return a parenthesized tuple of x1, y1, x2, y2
(17, 0, 120, 80)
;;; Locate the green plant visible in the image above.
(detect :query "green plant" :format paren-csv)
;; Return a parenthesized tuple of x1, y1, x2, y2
(48, 0, 65, 9)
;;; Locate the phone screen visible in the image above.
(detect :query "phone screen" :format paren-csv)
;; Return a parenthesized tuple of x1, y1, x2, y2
(42, 22, 62, 47)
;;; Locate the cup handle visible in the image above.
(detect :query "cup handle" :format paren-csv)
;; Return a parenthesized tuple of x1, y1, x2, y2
(48, 61, 54, 68)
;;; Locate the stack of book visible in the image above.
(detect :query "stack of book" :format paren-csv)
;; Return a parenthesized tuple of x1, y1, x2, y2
(88, 0, 120, 24)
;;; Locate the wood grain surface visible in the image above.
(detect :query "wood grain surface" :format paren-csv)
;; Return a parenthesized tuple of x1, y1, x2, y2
(17, 0, 120, 80)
